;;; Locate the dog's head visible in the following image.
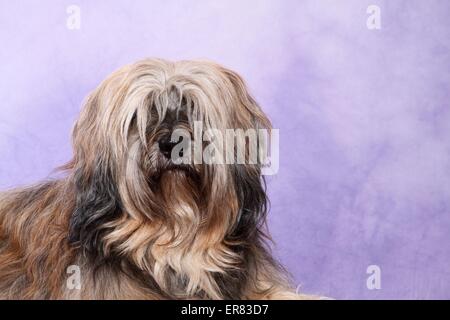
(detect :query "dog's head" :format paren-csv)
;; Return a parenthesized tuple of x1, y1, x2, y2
(67, 59, 272, 296)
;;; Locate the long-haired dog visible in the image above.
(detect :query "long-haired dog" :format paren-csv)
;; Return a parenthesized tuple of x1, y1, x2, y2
(0, 59, 310, 299)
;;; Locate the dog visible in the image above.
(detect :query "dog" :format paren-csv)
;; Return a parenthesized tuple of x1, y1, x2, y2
(0, 59, 311, 299)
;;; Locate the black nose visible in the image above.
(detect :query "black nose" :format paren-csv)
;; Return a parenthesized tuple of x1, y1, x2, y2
(158, 136, 178, 159)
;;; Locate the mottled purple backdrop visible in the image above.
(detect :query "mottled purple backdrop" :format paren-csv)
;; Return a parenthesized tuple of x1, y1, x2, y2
(1, 1, 449, 299)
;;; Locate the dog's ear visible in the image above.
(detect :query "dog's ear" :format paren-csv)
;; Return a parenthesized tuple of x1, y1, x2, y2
(66, 84, 125, 255)
(221, 67, 271, 240)
(221, 67, 272, 131)
(230, 163, 268, 241)
(68, 163, 122, 256)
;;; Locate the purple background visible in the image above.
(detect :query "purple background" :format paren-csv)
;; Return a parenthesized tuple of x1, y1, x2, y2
(1, 1, 449, 299)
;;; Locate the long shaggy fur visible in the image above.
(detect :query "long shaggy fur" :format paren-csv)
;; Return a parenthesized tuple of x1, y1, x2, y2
(0, 59, 309, 299)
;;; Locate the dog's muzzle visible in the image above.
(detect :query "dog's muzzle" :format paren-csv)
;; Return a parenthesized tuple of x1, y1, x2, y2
(158, 135, 180, 159)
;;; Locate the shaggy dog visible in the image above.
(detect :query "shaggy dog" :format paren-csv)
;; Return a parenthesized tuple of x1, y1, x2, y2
(0, 59, 310, 299)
